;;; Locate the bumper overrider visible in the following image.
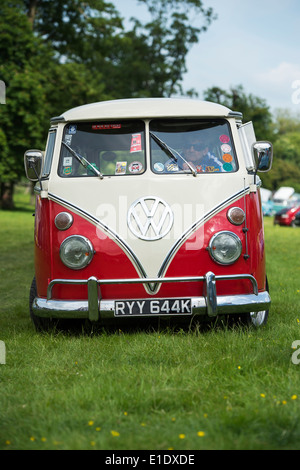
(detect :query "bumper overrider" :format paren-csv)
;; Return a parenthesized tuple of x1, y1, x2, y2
(32, 272, 271, 321)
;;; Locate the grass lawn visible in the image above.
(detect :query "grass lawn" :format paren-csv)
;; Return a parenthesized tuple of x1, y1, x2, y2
(0, 187, 300, 450)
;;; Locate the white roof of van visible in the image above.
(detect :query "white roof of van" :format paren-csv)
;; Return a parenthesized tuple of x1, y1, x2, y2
(52, 98, 239, 123)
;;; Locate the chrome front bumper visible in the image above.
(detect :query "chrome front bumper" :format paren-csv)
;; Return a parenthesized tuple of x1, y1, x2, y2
(32, 272, 271, 321)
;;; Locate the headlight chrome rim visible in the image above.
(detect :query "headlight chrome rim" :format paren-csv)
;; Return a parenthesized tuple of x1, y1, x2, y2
(60, 235, 94, 270)
(208, 231, 242, 265)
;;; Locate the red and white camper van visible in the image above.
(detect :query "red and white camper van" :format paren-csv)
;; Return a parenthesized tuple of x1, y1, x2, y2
(24, 98, 272, 330)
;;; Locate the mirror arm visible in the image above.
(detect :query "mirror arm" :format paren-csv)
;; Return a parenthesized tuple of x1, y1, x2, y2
(253, 154, 263, 185)
(30, 161, 43, 191)
(254, 170, 257, 186)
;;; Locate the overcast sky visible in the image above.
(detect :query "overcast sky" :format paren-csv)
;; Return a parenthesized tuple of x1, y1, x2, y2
(112, 0, 300, 113)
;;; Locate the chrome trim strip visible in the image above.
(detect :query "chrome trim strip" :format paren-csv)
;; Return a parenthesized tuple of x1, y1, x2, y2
(47, 273, 258, 300)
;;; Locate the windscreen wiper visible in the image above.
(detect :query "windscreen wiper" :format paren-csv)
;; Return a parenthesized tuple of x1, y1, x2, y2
(150, 132, 197, 177)
(62, 141, 104, 179)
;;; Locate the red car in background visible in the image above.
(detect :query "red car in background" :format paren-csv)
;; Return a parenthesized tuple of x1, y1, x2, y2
(274, 205, 300, 227)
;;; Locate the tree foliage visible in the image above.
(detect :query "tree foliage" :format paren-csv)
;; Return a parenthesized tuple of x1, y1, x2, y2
(1, 1, 299, 209)
(0, 1, 53, 207)
(266, 112, 300, 192)
(121, 0, 216, 97)
(203, 84, 274, 141)
(0, 0, 215, 208)
(203, 85, 300, 193)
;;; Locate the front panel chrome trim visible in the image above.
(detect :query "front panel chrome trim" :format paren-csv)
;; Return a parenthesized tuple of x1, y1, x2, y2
(47, 273, 258, 301)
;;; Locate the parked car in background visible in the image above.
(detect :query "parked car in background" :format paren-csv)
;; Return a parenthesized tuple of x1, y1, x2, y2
(289, 193, 300, 206)
(260, 187, 275, 216)
(274, 205, 300, 227)
(294, 210, 300, 227)
(272, 186, 295, 213)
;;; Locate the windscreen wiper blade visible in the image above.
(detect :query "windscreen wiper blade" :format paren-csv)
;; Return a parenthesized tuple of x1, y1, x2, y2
(150, 132, 178, 162)
(62, 141, 104, 179)
(150, 132, 197, 177)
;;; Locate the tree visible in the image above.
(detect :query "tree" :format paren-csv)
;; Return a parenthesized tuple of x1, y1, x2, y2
(0, 1, 53, 208)
(0, 0, 216, 208)
(260, 110, 300, 192)
(272, 108, 300, 135)
(202, 84, 300, 192)
(273, 132, 300, 166)
(260, 158, 300, 193)
(24, 0, 216, 98)
(114, 0, 216, 97)
(203, 85, 274, 141)
(271, 110, 300, 167)
(24, 0, 123, 61)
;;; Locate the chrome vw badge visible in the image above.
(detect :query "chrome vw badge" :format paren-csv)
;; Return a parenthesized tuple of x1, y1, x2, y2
(127, 197, 174, 241)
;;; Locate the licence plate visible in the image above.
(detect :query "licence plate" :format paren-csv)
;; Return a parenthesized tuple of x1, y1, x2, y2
(114, 298, 192, 316)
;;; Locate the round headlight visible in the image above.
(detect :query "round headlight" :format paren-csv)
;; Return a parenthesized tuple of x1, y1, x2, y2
(208, 231, 242, 265)
(227, 207, 245, 226)
(60, 235, 94, 270)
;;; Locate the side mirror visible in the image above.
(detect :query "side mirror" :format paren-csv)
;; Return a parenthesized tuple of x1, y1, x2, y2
(252, 141, 273, 172)
(24, 150, 44, 181)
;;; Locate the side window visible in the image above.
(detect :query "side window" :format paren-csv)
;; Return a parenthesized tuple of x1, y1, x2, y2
(42, 130, 56, 177)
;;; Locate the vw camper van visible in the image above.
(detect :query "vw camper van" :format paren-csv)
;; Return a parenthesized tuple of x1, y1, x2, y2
(24, 98, 272, 330)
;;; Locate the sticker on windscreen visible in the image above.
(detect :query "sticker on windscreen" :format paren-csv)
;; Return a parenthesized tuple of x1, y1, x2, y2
(154, 162, 164, 172)
(165, 160, 179, 172)
(92, 124, 122, 130)
(223, 162, 233, 172)
(68, 124, 77, 135)
(130, 134, 142, 153)
(222, 153, 233, 163)
(129, 161, 143, 173)
(219, 134, 230, 143)
(64, 134, 72, 145)
(63, 156, 72, 166)
(221, 143, 231, 153)
(115, 162, 127, 174)
(63, 166, 72, 175)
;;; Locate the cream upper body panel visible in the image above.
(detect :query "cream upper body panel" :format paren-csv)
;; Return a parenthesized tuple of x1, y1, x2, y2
(54, 98, 235, 122)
